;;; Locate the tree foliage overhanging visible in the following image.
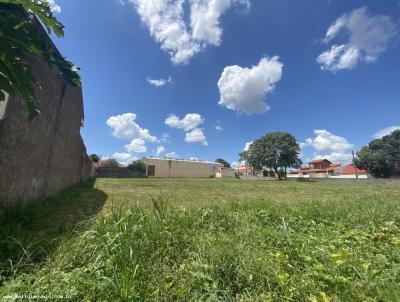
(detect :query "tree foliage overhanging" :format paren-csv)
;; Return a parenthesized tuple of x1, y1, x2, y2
(0, 0, 80, 119)
(356, 129, 400, 178)
(240, 132, 302, 180)
(215, 158, 231, 168)
(90, 154, 100, 163)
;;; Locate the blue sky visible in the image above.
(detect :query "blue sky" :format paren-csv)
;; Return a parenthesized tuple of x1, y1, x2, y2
(50, 0, 400, 165)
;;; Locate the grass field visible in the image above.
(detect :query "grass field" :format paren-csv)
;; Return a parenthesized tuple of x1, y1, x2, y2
(1, 178, 400, 301)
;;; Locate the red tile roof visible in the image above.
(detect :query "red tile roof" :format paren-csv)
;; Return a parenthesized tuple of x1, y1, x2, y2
(340, 164, 367, 175)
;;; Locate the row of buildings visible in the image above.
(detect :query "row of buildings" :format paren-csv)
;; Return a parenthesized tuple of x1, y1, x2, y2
(140, 157, 368, 179)
(288, 159, 368, 179)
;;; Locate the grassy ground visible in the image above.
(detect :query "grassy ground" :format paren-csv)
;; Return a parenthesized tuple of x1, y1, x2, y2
(1, 178, 400, 301)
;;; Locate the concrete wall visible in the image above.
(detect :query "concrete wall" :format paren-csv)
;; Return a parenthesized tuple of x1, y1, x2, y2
(96, 167, 145, 178)
(144, 157, 221, 178)
(0, 22, 93, 208)
(216, 168, 237, 178)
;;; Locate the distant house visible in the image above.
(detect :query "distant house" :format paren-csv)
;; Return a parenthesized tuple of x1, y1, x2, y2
(143, 157, 223, 178)
(331, 164, 368, 179)
(289, 159, 340, 178)
(289, 159, 369, 179)
(237, 165, 254, 176)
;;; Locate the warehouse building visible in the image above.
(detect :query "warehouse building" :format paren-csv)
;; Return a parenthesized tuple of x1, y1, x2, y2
(143, 157, 224, 178)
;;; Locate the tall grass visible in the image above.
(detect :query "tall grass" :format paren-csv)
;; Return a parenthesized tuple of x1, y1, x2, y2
(1, 193, 399, 301)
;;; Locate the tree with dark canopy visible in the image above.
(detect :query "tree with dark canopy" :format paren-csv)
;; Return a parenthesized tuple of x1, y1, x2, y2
(357, 129, 400, 178)
(89, 154, 100, 163)
(215, 158, 231, 168)
(245, 132, 302, 180)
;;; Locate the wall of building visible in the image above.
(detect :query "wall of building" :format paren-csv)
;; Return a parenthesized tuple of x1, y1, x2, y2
(144, 158, 220, 178)
(216, 168, 237, 178)
(0, 24, 93, 209)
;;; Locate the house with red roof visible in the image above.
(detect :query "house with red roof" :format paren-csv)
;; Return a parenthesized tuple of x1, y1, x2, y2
(289, 159, 368, 179)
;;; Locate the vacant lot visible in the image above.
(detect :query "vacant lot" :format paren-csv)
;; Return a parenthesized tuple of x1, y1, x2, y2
(1, 178, 400, 301)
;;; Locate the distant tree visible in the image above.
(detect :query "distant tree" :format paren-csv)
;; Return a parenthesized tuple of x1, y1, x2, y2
(127, 160, 146, 173)
(357, 129, 400, 178)
(215, 158, 231, 168)
(0, 1, 80, 118)
(100, 158, 119, 168)
(90, 154, 100, 163)
(246, 132, 301, 180)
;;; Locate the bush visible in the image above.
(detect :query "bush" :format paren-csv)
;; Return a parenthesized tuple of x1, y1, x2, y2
(100, 159, 119, 168)
(127, 160, 146, 173)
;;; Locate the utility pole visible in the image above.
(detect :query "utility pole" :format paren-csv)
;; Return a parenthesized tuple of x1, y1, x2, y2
(352, 150, 359, 180)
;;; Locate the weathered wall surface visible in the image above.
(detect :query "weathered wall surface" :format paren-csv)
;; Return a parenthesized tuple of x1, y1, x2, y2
(96, 168, 146, 178)
(0, 43, 94, 209)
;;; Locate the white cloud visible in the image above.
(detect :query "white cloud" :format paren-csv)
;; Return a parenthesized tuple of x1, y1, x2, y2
(218, 56, 283, 114)
(373, 125, 400, 139)
(131, 0, 197, 64)
(185, 128, 208, 145)
(317, 7, 398, 71)
(165, 151, 178, 158)
(215, 125, 224, 131)
(47, 0, 61, 13)
(111, 152, 138, 165)
(314, 152, 353, 164)
(155, 145, 166, 156)
(190, 0, 231, 46)
(158, 133, 170, 143)
(305, 129, 353, 153)
(243, 141, 253, 151)
(130, 0, 249, 64)
(147, 76, 172, 87)
(106, 113, 157, 142)
(165, 113, 204, 131)
(125, 138, 147, 153)
(304, 129, 354, 163)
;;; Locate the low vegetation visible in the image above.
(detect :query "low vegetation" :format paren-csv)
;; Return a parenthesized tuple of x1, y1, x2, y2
(1, 179, 400, 301)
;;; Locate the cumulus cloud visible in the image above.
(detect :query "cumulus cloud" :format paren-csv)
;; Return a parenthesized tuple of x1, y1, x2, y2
(373, 125, 400, 139)
(215, 125, 224, 131)
(125, 138, 147, 153)
(185, 128, 208, 145)
(130, 0, 249, 64)
(317, 7, 398, 72)
(165, 151, 178, 158)
(155, 145, 166, 156)
(190, 0, 232, 46)
(305, 129, 353, 152)
(47, 0, 61, 13)
(243, 141, 253, 151)
(111, 152, 138, 165)
(147, 76, 172, 87)
(304, 129, 354, 163)
(218, 56, 283, 114)
(106, 113, 157, 142)
(165, 113, 204, 131)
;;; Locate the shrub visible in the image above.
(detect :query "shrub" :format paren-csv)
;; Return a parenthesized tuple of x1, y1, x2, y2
(127, 160, 146, 173)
